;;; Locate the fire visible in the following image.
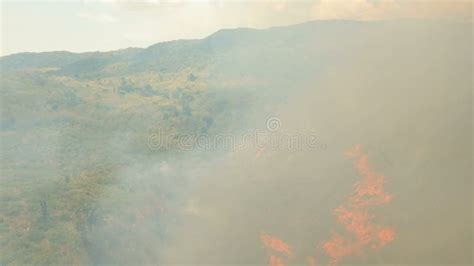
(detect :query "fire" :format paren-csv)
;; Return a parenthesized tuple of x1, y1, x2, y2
(260, 233, 293, 266)
(269, 255, 286, 266)
(260, 233, 293, 257)
(260, 145, 395, 266)
(322, 145, 395, 265)
(375, 228, 396, 249)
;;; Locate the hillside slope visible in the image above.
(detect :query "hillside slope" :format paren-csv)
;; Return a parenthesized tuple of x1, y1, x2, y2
(0, 19, 472, 265)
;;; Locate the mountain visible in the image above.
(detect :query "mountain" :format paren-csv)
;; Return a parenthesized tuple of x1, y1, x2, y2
(0, 20, 472, 265)
(0, 20, 398, 75)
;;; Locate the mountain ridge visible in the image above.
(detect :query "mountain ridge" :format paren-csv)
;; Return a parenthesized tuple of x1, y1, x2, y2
(2, 19, 465, 73)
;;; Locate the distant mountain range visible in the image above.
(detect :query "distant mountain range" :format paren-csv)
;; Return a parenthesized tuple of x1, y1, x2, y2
(3, 19, 466, 77)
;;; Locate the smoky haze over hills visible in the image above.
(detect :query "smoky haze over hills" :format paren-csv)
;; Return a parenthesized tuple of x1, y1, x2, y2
(0, 20, 472, 265)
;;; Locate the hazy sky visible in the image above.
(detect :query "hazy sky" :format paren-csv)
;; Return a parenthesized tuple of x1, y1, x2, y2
(0, 0, 472, 56)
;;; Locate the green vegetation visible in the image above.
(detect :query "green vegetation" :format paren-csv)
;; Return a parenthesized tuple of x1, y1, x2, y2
(0, 20, 471, 265)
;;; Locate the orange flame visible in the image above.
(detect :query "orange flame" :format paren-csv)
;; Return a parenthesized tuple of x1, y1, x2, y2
(260, 146, 395, 266)
(269, 255, 286, 266)
(322, 145, 395, 265)
(261, 233, 293, 266)
(260, 233, 293, 257)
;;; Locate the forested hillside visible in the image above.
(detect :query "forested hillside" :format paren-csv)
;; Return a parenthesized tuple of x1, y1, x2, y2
(0, 20, 472, 265)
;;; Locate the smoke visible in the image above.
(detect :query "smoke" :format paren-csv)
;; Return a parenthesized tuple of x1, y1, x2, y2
(155, 20, 472, 265)
(2, 19, 470, 265)
(322, 145, 395, 265)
